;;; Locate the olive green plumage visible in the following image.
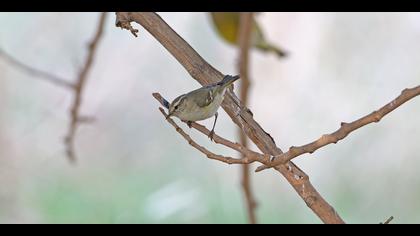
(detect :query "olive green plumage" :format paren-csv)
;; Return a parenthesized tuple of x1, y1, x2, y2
(166, 75, 240, 140)
(167, 75, 239, 122)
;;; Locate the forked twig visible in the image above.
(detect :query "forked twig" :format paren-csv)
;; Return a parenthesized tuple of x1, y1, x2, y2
(119, 12, 345, 224)
(64, 12, 107, 162)
(153, 92, 270, 165)
(0, 48, 73, 89)
(256, 85, 420, 172)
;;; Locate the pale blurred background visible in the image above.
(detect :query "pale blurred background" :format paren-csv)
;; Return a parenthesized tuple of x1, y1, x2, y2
(0, 12, 419, 224)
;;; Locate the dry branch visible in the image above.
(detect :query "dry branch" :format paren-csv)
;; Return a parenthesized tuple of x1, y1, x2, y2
(256, 85, 420, 172)
(0, 48, 73, 89)
(153, 92, 270, 163)
(1, 13, 108, 163)
(64, 12, 107, 162)
(159, 107, 258, 165)
(238, 12, 258, 224)
(117, 12, 345, 223)
(380, 216, 394, 224)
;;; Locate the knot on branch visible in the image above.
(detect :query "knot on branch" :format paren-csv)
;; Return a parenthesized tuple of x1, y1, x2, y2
(289, 146, 299, 155)
(115, 12, 139, 37)
(340, 122, 348, 127)
(304, 195, 317, 208)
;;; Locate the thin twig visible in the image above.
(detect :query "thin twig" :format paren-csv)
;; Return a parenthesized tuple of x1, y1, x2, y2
(0, 48, 74, 89)
(380, 216, 394, 224)
(152, 93, 270, 162)
(64, 12, 107, 162)
(191, 121, 269, 160)
(238, 12, 258, 224)
(256, 85, 420, 172)
(118, 12, 345, 224)
(159, 107, 257, 165)
(152, 92, 171, 109)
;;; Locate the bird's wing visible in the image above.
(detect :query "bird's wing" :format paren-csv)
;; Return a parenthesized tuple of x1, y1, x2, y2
(189, 87, 215, 108)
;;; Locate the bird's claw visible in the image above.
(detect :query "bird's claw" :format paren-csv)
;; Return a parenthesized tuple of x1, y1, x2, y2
(208, 130, 215, 141)
(186, 121, 193, 128)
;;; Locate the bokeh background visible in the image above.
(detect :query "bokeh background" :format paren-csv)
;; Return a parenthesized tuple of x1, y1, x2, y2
(0, 12, 419, 224)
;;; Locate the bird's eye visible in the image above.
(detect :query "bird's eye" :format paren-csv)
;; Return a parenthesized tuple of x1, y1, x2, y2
(175, 105, 179, 110)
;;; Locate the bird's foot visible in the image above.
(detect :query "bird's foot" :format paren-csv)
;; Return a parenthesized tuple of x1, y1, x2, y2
(186, 121, 193, 128)
(208, 130, 215, 141)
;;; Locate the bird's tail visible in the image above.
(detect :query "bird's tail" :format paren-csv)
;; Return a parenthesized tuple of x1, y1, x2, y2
(219, 75, 240, 88)
(257, 42, 288, 58)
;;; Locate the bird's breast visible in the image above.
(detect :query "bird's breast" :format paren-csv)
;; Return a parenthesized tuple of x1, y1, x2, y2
(176, 92, 224, 121)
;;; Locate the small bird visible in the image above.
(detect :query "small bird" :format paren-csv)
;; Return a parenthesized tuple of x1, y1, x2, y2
(166, 75, 240, 140)
(209, 12, 287, 58)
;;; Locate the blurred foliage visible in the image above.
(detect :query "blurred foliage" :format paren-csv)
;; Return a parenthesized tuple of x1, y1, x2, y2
(23, 167, 313, 223)
(208, 12, 288, 58)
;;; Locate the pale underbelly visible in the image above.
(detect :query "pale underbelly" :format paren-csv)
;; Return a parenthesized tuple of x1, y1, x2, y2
(176, 96, 223, 121)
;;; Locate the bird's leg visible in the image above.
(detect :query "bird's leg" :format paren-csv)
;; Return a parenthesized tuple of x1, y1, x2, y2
(181, 120, 193, 128)
(208, 112, 218, 141)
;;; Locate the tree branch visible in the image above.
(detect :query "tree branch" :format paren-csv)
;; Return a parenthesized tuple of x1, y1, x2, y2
(0, 48, 74, 89)
(64, 12, 107, 162)
(152, 92, 270, 163)
(1, 13, 108, 163)
(238, 12, 258, 224)
(380, 216, 394, 224)
(117, 12, 345, 223)
(158, 107, 262, 165)
(256, 85, 420, 172)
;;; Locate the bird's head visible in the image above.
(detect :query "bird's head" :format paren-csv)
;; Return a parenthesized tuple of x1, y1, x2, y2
(166, 94, 187, 119)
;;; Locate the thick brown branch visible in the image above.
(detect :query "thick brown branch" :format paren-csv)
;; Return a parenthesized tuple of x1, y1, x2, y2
(0, 48, 74, 89)
(64, 12, 107, 162)
(256, 85, 420, 172)
(119, 12, 345, 224)
(238, 12, 258, 224)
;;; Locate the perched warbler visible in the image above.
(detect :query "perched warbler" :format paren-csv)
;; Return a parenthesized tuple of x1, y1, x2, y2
(166, 75, 240, 140)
